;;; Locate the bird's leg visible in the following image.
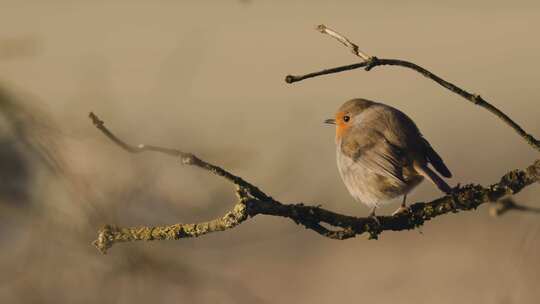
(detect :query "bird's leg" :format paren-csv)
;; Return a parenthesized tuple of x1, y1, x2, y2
(451, 183, 461, 193)
(368, 206, 381, 226)
(392, 194, 410, 216)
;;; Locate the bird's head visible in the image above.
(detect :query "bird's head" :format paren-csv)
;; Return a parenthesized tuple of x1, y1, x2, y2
(325, 98, 375, 141)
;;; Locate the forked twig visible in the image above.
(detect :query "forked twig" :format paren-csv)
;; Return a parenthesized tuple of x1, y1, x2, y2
(489, 198, 540, 217)
(286, 25, 540, 152)
(89, 112, 270, 202)
(315, 24, 371, 60)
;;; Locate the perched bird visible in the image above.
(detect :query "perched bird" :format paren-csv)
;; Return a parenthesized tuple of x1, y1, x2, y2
(325, 98, 452, 218)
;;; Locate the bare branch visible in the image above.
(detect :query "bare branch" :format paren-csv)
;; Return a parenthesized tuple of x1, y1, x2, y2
(315, 24, 371, 60)
(285, 25, 540, 152)
(489, 198, 540, 217)
(88, 112, 270, 201)
(89, 113, 540, 254)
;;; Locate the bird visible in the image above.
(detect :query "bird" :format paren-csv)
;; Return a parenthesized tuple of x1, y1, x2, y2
(325, 98, 452, 219)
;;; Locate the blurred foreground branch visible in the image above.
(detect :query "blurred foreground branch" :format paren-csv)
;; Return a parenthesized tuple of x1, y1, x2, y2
(286, 25, 540, 152)
(90, 113, 540, 254)
(489, 198, 540, 217)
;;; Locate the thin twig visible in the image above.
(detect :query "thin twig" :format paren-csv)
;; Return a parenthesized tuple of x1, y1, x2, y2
(88, 112, 271, 201)
(89, 113, 540, 254)
(489, 198, 540, 217)
(315, 24, 371, 60)
(285, 25, 540, 152)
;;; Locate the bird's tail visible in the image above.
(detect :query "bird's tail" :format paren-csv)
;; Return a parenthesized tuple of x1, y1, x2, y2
(415, 164, 452, 194)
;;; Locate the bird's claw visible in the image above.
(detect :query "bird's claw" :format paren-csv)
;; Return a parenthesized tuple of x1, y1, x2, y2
(392, 205, 411, 216)
(368, 213, 381, 227)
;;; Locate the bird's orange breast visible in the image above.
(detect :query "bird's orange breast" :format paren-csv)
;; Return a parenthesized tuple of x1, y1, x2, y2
(335, 111, 352, 141)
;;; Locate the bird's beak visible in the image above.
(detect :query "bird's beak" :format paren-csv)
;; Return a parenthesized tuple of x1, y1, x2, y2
(324, 118, 336, 125)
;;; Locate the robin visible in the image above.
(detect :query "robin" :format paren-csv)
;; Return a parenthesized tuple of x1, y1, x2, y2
(325, 98, 452, 219)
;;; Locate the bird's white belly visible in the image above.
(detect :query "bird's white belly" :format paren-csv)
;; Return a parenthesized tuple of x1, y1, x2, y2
(336, 148, 412, 208)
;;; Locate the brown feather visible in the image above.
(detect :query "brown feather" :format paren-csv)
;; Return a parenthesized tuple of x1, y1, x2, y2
(421, 138, 452, 178)
(334, 98, 453, 208)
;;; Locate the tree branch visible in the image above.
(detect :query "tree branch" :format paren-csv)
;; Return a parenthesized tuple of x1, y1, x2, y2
(89, 113, 540, 254)
(285, 25, 540, 152)
(90, 25, 540, 254)
(315, 24, 371, 61)
(489, 198, 540, 217)
(88, 113, 270, 202)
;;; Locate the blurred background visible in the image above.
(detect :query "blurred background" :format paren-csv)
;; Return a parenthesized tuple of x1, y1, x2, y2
(1, 1, 539, 303)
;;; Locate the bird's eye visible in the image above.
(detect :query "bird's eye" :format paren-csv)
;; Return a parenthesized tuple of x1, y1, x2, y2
(343, 115, 350, 122)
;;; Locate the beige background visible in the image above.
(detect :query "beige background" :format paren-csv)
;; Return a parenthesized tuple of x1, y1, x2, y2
(1, 1, 539, 303)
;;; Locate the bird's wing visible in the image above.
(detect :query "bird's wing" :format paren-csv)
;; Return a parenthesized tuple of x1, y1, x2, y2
(421, 137, 452, 178)
(341, 128, 406, 187)
(378, 104, 452, 179)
